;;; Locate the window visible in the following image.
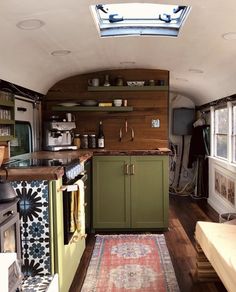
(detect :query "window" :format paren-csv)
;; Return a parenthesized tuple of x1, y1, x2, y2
(233, 104, 236, 163)
(10, 122, 32, 156)
(91, 3, 190, 37)
(215, 107, 228, 159)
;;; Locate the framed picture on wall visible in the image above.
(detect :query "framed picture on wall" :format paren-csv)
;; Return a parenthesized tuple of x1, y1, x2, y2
(221, 175, 227, 198)
(227, 179, 235, 205)
(215, 171, 221, 194)
(215, 170, 236, 206)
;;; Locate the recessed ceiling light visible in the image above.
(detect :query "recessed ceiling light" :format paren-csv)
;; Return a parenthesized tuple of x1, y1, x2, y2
(189, 68, 204, 74)
(51, 50, 71, 56)
(222, 32, 236, 40)
(16, 19, 45, 30)
(175, 77, 188, 82)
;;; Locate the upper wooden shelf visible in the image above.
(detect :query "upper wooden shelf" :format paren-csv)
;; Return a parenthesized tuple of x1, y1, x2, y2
(0, 135, 14, 142)
(52, 106, 133, 112)
(0, 119, 15, 125)
(0, 100, 14, 107)
(87, 86, 169, 92)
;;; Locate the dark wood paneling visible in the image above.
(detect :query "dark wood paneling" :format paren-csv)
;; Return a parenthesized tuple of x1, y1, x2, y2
(43, 69, 169, 150)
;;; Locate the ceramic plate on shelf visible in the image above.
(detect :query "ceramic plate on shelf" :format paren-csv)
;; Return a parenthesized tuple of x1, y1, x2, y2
(58, 102, 79, 107)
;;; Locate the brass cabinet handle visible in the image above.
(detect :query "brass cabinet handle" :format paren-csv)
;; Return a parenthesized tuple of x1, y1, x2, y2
(124, 163, 129, 175)
(130, 164, 135, 175)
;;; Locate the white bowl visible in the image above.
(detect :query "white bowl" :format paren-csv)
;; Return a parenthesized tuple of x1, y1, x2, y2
(113, 99, 122, 107)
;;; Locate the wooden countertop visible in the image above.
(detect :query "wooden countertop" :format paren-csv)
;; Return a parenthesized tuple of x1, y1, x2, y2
(0, 149, 169, 181)
(12, 150, 93, 163)
(0, 150, 93, 181)
(93, 149, 171, 156)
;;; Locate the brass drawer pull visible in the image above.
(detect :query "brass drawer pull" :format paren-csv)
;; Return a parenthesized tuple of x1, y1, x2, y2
(124, 163, 129, 175)
(130, 164, 135, 175)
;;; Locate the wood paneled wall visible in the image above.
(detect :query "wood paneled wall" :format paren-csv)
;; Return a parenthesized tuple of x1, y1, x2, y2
(43, 69, 169, 150)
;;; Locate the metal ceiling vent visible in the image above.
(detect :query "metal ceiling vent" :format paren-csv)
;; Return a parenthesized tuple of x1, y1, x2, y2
(91, 3, 191, 37)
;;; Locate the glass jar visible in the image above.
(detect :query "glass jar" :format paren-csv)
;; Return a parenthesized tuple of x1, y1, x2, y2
(88, 134, 97, 148)
(89, 134, 97, 148)
(80, 134, 88, 149)
(73, 134, 81, 148)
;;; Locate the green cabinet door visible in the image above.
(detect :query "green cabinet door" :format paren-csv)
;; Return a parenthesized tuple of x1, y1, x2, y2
(93, 156, 131, 228)
(130, 156, 169, 228)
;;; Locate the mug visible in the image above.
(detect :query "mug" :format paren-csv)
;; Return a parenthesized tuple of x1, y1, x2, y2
(66, 113, 75, 122)
(157, 80, 165, 86)
(88, 78, 99, 87)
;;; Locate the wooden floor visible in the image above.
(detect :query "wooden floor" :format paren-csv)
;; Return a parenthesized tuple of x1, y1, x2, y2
(70, 194, 227, 292)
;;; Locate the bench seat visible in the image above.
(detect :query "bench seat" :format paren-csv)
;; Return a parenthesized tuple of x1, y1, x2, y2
(195, 221, 236, 292)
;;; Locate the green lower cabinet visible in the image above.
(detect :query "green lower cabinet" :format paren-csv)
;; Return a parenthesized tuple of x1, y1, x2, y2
(93, 155, 168, 229)
(130, 156, 168, 228)
(93, 156, 131, 228)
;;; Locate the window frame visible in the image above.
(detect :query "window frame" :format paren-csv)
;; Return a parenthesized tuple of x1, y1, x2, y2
(232, 103, 236, 163)
(214, 106, 228, 160)
(211, 102, 235, 165)
(91, 3, 191, 37)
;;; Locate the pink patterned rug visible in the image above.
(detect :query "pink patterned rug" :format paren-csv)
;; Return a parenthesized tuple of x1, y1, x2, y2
(81, 234, 180, 292)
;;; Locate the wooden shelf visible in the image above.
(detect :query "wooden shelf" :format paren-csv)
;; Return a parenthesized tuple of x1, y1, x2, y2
(87, 85, 169, 92)
(0, 135, 14, 142)
(0, 96, 15, 142)
(0, 119, 15, 125)
(52, 106, 133, 112)
(0, 100, 14, 107)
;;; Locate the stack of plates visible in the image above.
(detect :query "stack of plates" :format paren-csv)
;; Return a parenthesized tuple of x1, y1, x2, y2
(58, 102, 78, 107)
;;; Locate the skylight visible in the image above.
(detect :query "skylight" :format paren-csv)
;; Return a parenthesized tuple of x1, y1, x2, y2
(91, 3, 190, 37)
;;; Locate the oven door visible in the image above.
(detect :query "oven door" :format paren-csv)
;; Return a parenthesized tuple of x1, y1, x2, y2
(62, 174, 87, 245)
(0, 213, 21, 259)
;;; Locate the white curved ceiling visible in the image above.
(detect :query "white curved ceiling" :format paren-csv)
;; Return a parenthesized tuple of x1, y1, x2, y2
(1, 0, 236, 105)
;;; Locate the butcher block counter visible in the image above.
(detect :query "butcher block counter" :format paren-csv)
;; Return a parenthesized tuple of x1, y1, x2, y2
(0, 150, 93, 181)
(0, 149, 170, 181)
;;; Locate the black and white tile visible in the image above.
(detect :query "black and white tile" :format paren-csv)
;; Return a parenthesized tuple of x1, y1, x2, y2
(12, 180, 51, 276)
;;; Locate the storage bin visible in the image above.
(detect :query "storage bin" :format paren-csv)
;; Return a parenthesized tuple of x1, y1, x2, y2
(219, 213, 236, 223)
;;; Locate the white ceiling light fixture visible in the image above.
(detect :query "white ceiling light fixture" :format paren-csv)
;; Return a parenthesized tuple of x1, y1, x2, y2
(222, 32, 236, 40)
(51, 50, 71, 56)
(16, 19, 45, 30)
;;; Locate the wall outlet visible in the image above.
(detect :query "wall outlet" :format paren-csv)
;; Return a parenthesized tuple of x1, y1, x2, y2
(151, 119, 160, 128)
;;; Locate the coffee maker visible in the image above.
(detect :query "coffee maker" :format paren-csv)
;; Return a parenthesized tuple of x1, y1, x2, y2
(43, 121, 77, 151)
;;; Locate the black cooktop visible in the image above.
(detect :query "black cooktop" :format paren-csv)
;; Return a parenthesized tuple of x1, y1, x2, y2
(3, 158, 80, 168)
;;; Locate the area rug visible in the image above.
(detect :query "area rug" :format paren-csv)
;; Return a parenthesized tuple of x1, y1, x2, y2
(81, 234, 180, 291)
